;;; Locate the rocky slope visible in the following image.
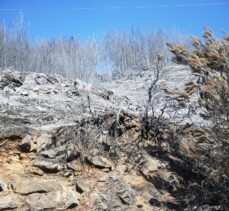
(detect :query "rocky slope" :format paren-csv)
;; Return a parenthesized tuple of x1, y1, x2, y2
(0, 66, 215, 210)
(101, 65, 207, 126)
(0, 68, 168, 210)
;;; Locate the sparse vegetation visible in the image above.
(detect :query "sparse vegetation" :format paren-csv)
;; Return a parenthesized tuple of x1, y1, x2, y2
(142, 29, 229, 209)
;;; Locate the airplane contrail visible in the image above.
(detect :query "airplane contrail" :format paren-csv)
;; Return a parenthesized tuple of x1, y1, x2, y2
(0, 2, 229, 11)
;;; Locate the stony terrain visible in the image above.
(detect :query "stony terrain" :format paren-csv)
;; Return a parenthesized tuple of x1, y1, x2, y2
(101, 65, 191, 108)
(0, 66, 210, 210)
(101, 65, 207, 126)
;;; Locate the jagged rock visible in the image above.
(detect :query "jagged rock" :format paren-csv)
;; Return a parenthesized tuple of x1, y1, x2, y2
(26, 190, 80, 210)
(93, 192, 123, 210)
(41, 145, 67, 160)
(86, 155, 113, 170)
(0, 181, 7, 192)
(33, 160, 63, 173)
(67, 161, 81, 172)
(26, 192, 56, 210)
(0, 71, 23, 90)
(12, 179, 62, 194)
(112, 177, 136, 205)
(36, 133, 53, 152)
(0, 195, 17, 210)
(93, 176, 136, 210)
(34, 74, 58, 85)
(40, 149, 57, 159)
(19, 133, 52, 152)
(54, 190, 80, 210)
(19, 134, 32, 152)
(66, 148, 80, 162)
(75, 179, 91, 193)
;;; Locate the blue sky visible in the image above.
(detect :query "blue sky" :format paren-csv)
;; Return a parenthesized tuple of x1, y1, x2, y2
(0, 0, 229, 40)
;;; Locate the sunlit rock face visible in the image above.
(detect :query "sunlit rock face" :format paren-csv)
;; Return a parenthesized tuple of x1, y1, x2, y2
(102, 65, 207, 125)
(0, 66, 213, 210)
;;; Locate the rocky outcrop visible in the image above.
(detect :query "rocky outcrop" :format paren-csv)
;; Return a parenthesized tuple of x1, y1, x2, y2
(0, 67, 218, 210)
(101, 65, 208, 125)
(12, 179, 63, 194)
(0, 195, 18, 210)
(26, 190, 80, 210)
(0, 68, 171, 210)
(0, 69, 139, 133)
(93, 176, 136, 210)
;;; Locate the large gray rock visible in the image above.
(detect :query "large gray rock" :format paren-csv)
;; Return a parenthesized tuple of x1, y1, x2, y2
(93, 192, 123, 210)
(26, 192, 56, 210)
(26, 190, 80, 210)
(12, 179, 62, 194)
(93, 176, 136, 210)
